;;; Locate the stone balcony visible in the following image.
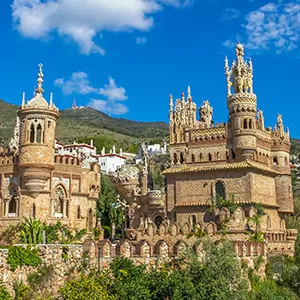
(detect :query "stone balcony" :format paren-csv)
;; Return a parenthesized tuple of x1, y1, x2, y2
(147, 190, 164, 207)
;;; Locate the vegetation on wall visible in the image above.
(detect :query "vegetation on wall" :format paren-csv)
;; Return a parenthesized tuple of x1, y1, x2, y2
(7, 246, 42, 271)
(0, 281, 11, 300)
(97, 175, 124, 238)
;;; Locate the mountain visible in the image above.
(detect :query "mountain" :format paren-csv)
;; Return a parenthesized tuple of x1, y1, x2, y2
(0, 100, 169, 151)
(60, 107, 169, 138)
(1, 99, 300, 154)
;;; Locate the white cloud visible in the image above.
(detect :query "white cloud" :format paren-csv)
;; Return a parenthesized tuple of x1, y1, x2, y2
(136, 37, 147, 44)
(221, 8, 240, 21)
(243, 1, 300, 52)
(12, 0, 189, 55)
(55, 73, 129, 115)
(54, 72, 97, 95)
(88, 99, 129, 115)
(99, 77, 128, 102)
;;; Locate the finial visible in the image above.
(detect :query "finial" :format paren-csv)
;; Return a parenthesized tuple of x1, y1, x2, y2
(21, 92, 25, 108)
(225, 56, 228, 68)
(181, 92, 185, 102)
(236, 42, 244, 58)
(50, 92, 53, 106)
(35, 63, 44, 94)
(187, 86, 191, 99)
(169, 94, 173, 110)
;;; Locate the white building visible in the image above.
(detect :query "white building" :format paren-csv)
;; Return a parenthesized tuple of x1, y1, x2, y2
(55, 140, 126, 173)
(97, 146, 126, 173)
(136, 142, 168, 164)
(55, 139, 96, 158)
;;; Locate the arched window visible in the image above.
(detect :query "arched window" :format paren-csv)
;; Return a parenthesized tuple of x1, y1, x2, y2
(54, 185, 66, 217)
(88, 208, 93, 232)
(173, 153, 178, 164)
(32, 203, 36, 218)
(36, 124, 43, 143)
(285, 156, 288, 166)
(243, 119, 248, 129)
(180, 152, 184, 164)
(29, 124, 35, 143)
(273, 157, 278, 165)
(249, 119, 253, 129)
(208, 153, 212, 161)
(77, 206, 81, 219)
(154, 215, 163, 227)
(191, 154, 195, 163)
(192, 215, 197, 226)
(9, 197, 17, 215)
(200, 153, 203, 161)
(216, 152, 220, 160)
(215, 181, 226, 200)
(232, 150, 236, 159)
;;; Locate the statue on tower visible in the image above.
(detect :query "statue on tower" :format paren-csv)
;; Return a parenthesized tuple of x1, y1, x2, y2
(225, 43, 253, 96)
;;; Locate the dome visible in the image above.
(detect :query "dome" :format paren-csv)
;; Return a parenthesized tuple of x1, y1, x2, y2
(26, 93, 49, 109)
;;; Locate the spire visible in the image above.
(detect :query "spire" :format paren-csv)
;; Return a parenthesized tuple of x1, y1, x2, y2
(181, 92, 185, 103)
(35, 63, 44, 95)
(169, 94, 173, 111)
(225, 43, 253, 95)
(187, 86, 192, 100)
(21, 92, 25, 108)
(50, 92, 53, 106)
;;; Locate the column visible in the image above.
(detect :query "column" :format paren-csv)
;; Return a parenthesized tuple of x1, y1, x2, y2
(5, 200, 9, 217)
(63, 199, 67, 218)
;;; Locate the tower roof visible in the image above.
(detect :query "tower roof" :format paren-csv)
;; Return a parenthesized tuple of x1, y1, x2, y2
(21, 64, 58, 111)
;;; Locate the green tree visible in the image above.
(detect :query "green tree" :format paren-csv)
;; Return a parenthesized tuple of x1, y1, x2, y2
(97, 175, 123, 238)
(248, 278, 298, 300)
(109, 257, 152, 300)
(188, 241, 249, 300)
(60, 274, 114, 300)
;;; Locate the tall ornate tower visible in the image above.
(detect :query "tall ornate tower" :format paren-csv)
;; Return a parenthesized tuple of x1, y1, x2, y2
(18, 64, 59, 192)
(225, 43, 256, 160)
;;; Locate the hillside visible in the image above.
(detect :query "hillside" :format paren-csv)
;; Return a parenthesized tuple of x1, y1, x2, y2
(0, 100, 168, 151)
(1, 99, 300, 154)
(60, 107, 169, 138)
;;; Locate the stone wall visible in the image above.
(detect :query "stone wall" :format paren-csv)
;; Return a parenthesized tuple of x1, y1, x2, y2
(0, 242, 96, 296)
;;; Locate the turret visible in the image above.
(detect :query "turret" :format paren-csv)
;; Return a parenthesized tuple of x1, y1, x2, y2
(225, 43, 257, 160)
(18, 64, 59, 192)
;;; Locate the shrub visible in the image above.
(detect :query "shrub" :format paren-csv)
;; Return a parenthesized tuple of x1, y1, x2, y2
(0, 281, 11, 300)
(7, 246, 42, 271)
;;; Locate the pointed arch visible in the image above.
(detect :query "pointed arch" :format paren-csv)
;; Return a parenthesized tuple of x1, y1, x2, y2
(215, 181, 226, 200)
(36, 123, 43, 143)
(8, 197, 17, 214)
(29, 123, 35, 143)
(54, 184, 67, 216)
(191, 154, 195, 163)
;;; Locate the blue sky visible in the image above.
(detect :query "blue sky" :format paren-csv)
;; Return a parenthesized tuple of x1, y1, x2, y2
(1, 0, 300, 137)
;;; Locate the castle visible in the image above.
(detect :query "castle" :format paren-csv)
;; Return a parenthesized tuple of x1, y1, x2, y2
(108, 43, 297, 259)
(0, 64, 100, 231)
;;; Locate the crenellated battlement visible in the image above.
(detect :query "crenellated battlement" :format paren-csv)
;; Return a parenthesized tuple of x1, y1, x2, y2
(54, 155, 81, 166)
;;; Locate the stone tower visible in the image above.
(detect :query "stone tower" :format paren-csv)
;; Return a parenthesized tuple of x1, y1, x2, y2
(225, 43, 256, 160)
(18, 64, 59, 192)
